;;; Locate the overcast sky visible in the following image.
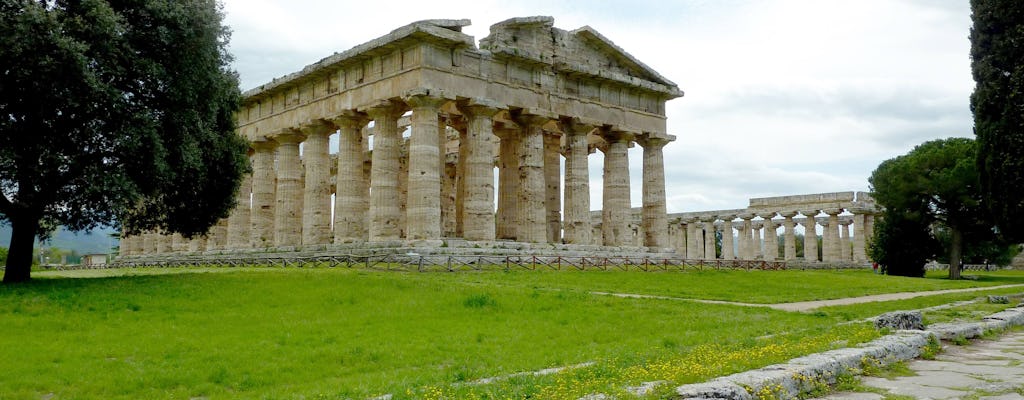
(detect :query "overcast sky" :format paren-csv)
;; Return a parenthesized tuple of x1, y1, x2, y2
(221, 0, 975, 214)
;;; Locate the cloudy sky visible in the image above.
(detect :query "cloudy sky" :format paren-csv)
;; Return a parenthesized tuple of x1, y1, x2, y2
(221, 0, 975, 213)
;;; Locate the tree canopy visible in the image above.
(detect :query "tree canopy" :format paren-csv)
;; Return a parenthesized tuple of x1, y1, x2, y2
(0, 0, 249, 283)
(868, 138, 1016, 279)
(971, 0, 1024, 242)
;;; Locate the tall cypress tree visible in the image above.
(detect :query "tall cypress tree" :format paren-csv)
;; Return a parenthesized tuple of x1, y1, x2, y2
(0, 0, 249, 283)
(970, 0, 1024, 241)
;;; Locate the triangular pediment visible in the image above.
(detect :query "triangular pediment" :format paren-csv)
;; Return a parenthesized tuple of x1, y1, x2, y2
(569, 26, 676, 88)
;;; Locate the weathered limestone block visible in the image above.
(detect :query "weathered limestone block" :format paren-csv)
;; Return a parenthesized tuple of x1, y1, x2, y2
(273, 129, 306, 247)
(494, 124, 520, 240)
(543, 131, 562, 243)
(874, 310, 924, 331)
(208, 219, 228, 251)
(514, 111, 549, 243)
(300, 119, 334, 246)
(226, 172, 252, 249)
(366, 101, 406, 241)
(332, 111, 370, 243)
(405, 91, 447, 240)
(250, 139, 278, 248)
(459, 100, 500, 241)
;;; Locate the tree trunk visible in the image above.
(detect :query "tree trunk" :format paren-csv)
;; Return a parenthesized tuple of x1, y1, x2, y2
(3, 215, 38, 284)
(949, 228, 963, 280)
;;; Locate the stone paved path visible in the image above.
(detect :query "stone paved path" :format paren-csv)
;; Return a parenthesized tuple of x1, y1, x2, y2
(814, 330, 1024, 400)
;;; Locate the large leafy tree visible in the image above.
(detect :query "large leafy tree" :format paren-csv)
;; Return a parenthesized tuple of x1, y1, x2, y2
(971, 0, 1024, 242)
(0, 0, 249, 283)
(869, 138, 1012, 279)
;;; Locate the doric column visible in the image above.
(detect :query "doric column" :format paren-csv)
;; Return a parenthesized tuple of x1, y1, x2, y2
(405, 91, 447, 240)
(441, 146, 457, 238)
(599, 129, 633, 246)
(851, 210, 868, 262)
(685, 218, 700, 258)
(721, 216, 736, 260)
(366, 100, 406, 241)
(561, 118, 593, 245)
(864, 213, 876, 260)
(250, 139, 278, 248)
(209, 219, 228, 251)
(513, 111, 551, 243)
(331, 111, 370, 243)
(296, 119, 333, 246)
(459, 100, 501, 241)
(454, 120, 467, 238)
(226, 171, 252, 249)
(839, 219, 852, 261)
(762, 213, 779, 260)
(801, 210, 819, 261)
(397, 136, 409, 238)
(156, 233, 171, 254)
(703, 217, 717, 259)
(636, 134, 671, 249)
(171, 233, 187, 253)
(189, 235, 207, 253)
(737, 214, 753, 260)
(273, 129, 305, 247)
(543, 131, 562, 243)
(823, 208, 842, 262)
(780, 211, 798, 260)
(494, 123, 520, 240)
(752, 221, 764, 260)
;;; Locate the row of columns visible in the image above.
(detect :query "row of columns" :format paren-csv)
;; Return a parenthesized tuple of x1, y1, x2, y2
(666, 208, 875, 263)
(120, 91, 673, 256)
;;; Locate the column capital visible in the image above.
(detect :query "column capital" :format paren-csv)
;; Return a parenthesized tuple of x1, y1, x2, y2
(634, 133, 674, 149)
(458, 98, 503, 119)
(737, 213, 755, 220)
(251, 137, 278, 151)
(800, 209, 820, 217)
(717, 214, 736, 221)
(598, 127, 635, 143)
(512, 109, 554, 128)
(363, 99, 408, 120)
(493, 121, 520, 140)
(700, 215, 717, 223)
(779, 211, 799, 218)
(329, 110, 370, 130)
(558, 116, 597, 136)
(404, 89, 449, 110)
(823, 208, 843, 216)
(298, 118, 335, 136)
(273, 128, 306, 144)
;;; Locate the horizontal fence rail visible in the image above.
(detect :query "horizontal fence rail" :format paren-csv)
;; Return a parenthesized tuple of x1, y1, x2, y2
(104, 253, 788, 272)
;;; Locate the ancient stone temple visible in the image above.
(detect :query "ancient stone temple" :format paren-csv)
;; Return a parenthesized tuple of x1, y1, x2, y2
(120, 16, 683, 256)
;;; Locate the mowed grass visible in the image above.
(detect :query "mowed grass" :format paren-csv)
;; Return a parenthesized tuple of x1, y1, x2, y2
(1, 267, 1022, 399)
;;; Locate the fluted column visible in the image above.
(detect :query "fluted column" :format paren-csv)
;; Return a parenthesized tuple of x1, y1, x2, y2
(561, 118, 593, 245)
(405, 91, 447, 240)
(600, 130, 633, 246)
(366, 101, 406, 241)
(737, 214, 753, 260)
(331, 111, 370, 243)
(543, 131, 562, 243)
(637, 134, 671, 249)
(685, 218, 700, 258)
(781, 211, 798, 260)
(494, 123, 520, 240)
(864, 213, 876, 257)
(823, 208, 842, 262)
(295, 119, 333, 246)
(273, 129, 305, 247)
(752, 221, 764, 260)
(851, 210, 868, 262)
(226, 171, 252, 249)
(801, 210, 819, 262)
(703, 217, 717, 259)
(513, 111, 550, 243)
(721, 216, 735, 260)
(762, 213, 778, 260)
(839, 219, 852, 261)
(250, 139, 278, 248)
(454, 120, 467, 238)
(459, 100, 500, 241)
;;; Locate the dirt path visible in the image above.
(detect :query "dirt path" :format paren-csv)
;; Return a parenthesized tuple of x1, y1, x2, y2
(591, 283, 1024, 312)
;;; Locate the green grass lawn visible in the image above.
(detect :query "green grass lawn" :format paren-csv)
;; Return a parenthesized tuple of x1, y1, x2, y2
(1, 267, 1022, 399)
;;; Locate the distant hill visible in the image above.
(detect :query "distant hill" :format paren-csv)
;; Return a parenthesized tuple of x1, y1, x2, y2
(0, 225, 118, 254)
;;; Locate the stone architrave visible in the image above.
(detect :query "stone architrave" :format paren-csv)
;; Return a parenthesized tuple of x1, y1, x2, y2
(823, 208, 842, 262)
(721, 216, 735, 260)
(780, 211, 798, 260)
(543, 131, 562, 243)
(494, 122, 520, 240)
(365, 100, 407, 241)
(560, 117, 593, 245)
(405, 90, 447, 240)
(273, 128, 306, 247)
(637, 134, 671, 249)
(513, 111, 551, 243)
(250, 139, 278, 248)
(851, 210, 868, 262)
(600, 129, 633, 246)
(299, 119, 334, 246)
(801, 210, 819, 262)
(226, 171, 252, 249)
(762, 213, 778, 260)
(332, 111, 370, 243)
(703, 217, 717, 259)
(459, 100, 501, 241)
